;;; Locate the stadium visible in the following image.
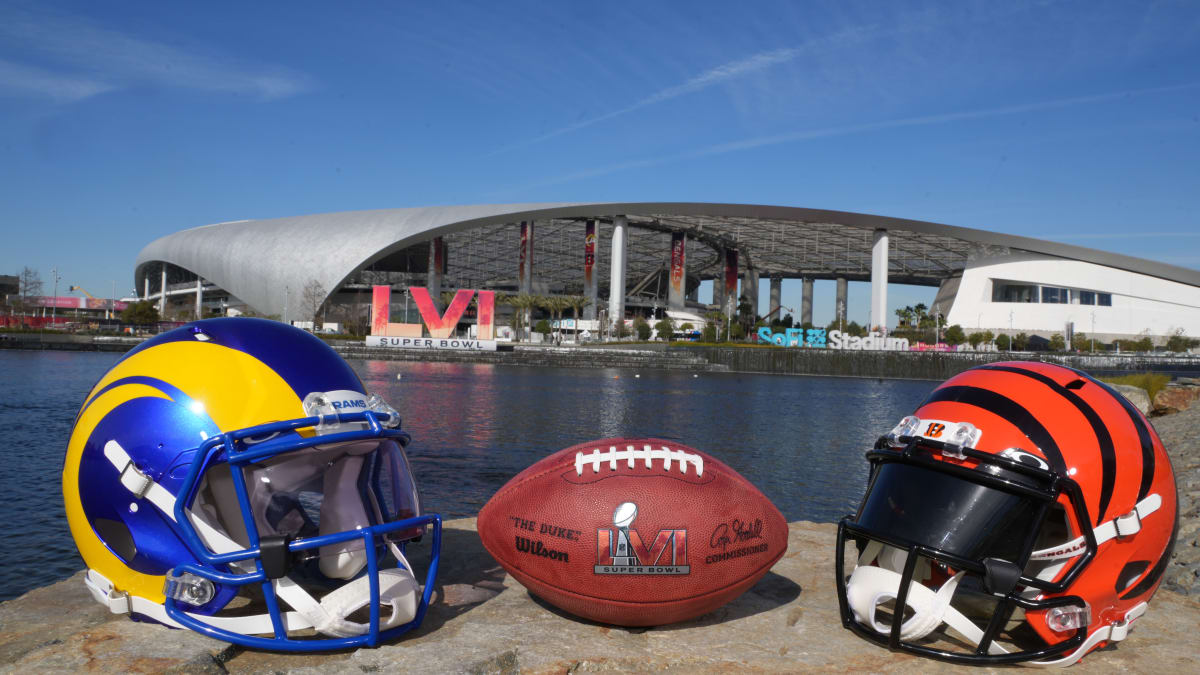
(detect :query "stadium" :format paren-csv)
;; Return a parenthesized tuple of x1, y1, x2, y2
(133, 202, 1200, 344)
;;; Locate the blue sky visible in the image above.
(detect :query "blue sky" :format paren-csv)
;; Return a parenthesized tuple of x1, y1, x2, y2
(2, 0, 1198, 327)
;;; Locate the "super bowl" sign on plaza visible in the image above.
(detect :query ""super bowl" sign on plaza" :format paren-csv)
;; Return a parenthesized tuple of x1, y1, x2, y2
(369, 285, 498, 351)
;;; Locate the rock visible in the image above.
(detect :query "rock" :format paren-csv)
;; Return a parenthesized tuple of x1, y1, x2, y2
(1111, 383, 1152, 415)
(2, 520, 1198, 673)
(1153, 385, 1200, 415)
(0, 572, 234, 673)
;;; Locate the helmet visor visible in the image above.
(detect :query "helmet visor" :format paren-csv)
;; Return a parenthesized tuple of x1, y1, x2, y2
(195, 437, 423, 574)
(857, 461, 1043, 564)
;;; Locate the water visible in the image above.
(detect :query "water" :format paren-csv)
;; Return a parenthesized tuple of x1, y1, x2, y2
(0, 352, 936, 602)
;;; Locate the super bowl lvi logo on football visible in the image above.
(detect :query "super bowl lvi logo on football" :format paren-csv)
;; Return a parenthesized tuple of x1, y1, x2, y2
(594, 502, 689, 574)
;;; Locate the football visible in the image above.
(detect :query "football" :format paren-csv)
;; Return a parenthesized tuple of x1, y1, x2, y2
(478, 437, 788, 626)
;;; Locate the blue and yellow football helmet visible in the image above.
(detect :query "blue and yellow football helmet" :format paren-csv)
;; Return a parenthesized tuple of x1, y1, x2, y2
(63, 318, 441, 651)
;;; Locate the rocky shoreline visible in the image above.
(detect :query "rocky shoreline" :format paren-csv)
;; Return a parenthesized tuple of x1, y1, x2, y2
(3, 496, 1199, 673)
(1155, 401, 1200, 595)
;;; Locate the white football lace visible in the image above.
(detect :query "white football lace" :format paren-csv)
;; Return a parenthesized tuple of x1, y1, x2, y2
(574, 444, 704, 477)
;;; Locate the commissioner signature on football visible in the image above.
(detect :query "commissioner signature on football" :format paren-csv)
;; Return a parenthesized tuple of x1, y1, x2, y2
(709, 518, 764, 552)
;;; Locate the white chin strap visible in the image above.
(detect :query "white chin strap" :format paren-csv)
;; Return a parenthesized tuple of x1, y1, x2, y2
(274, 553, 417, 637)
(846, 541, 1150, 667)
(846, 564, 1001, 651)
(96, 440, 420, 639)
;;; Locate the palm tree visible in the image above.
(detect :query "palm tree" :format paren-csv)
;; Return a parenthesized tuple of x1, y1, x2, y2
(565, 295, 592, 325)
(537, 295, 573, 342)
(703, 310, 725, 342)
(501, 293, 537, 342)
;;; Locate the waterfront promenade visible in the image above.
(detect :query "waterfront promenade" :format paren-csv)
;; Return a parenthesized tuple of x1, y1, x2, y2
(3, 332, 1198, 380)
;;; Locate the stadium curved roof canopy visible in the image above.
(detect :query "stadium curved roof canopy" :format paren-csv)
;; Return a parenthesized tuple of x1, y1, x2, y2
(135, 202, 1200, 318)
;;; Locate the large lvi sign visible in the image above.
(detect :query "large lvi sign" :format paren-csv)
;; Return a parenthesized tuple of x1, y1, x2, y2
(367, 285, 497, 351)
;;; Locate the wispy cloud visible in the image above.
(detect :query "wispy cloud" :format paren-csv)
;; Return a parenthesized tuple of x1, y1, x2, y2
(536, 48, 802, 142)
(0, 59, 115, 102)
(499, 81, 1200, 193)
(490, 25, 879, 155)
(0, 6, 311, 102)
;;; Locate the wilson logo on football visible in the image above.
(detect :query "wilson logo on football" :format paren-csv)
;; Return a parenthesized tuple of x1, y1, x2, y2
(595, 501, 689, 575)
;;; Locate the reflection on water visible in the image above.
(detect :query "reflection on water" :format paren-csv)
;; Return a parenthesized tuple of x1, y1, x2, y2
(2, 352, 935, 602)
(355, 361, 937, 524)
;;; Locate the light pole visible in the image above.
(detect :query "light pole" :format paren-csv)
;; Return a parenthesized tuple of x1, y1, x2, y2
(1091, 311, 1096, 353)
(50, 267, 62, 323)
(726, 298, 733, 341)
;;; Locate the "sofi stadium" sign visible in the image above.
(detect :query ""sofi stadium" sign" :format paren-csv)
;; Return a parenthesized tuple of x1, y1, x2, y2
(757, 327, 910, 351)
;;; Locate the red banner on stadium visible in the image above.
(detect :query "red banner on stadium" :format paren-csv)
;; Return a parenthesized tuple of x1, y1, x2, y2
(724, 249, 738, 300)
(431, 237, 445, 275)
(670, 232, 685, 297)
(584, 220, 596, 286)
(519, 222, 529, 286)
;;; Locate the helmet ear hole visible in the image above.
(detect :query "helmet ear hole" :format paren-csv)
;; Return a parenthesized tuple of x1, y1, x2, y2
(1116, 561, 1150, 593)
(94, 518, 137, 563)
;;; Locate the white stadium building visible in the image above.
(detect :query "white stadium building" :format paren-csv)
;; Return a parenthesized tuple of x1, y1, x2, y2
(133, 203, 1200, 344)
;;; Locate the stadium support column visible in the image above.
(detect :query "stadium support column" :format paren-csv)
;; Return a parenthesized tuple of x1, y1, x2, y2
(668, 231, 687, 311)
(801, 277, 814, 326)
(871, 229, 888, 333)
(744, 266, 759, 319)
(159, 264, 167, 315)
(835, 277, 848, 326)
(723, 248, 739, 317)
(608, 216, 627, 327)
(194, 278, 202, 319)
(518, 222, 533, 295)
(769, 277, 782, 316)
(583, 219, 598, 320)
(713, 265, 725, 312)
(143, 275, 149, 302)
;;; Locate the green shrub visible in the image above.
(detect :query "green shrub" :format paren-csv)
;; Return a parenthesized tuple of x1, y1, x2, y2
(995, 334, 1011, 350)
(1049, 333, 1065, 351)
(1166, 329, 1199, 352)
(654, 318, 674, 341)
(633, 316, 651, 341)
(1099, 373, 1171, 402)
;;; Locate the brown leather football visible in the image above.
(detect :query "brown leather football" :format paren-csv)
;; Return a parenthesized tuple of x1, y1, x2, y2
(478, 437, 788, 626)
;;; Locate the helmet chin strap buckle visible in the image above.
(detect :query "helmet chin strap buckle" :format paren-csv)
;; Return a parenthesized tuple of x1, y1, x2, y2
(981, 558, 1021, 596)
(260, 535, 294, 580)
(1113, 508, 1142, 539)
(118, 460, 153, 500)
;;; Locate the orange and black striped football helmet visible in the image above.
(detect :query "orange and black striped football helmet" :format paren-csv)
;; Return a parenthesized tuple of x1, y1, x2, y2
(836, 361, 1177, 666)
